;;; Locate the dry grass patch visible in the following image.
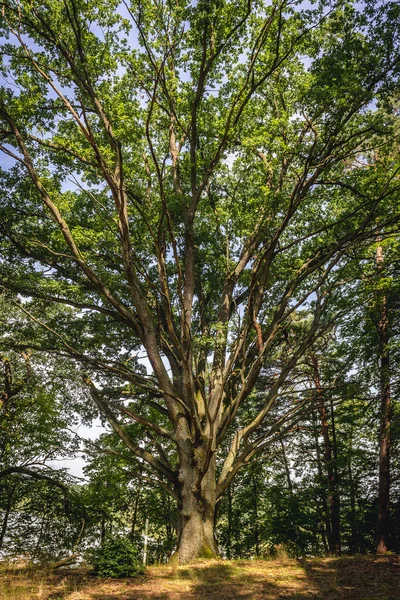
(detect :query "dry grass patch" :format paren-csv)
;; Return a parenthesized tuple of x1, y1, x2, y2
(0, 555, 399, 600)
(0, 564, 91, 600)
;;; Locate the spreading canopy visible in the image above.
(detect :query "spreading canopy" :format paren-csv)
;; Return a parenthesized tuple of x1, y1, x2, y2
(0, 0, 399, 560)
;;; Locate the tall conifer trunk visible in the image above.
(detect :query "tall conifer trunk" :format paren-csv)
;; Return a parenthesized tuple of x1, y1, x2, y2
(0, 496, 12, 550)
(313, 411, 332, 551)
(376, 243, 391, 554)
(312, 355, 341, 555)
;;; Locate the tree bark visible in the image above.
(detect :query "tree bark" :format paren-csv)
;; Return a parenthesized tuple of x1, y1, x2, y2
(0, 497, 12, 550)
(130, 480, 141, 539)
(312, 357, 341, 556)
(280, 436, 293, 494)
(252, 475, 260, 558)
(176, 452, 218, 563)
(376, 243, 391, 554)
(347, 426, 358, 554)
(313, 412, 332, 553)
(101, 517, 106, 544)
(227, 483, 233, 559)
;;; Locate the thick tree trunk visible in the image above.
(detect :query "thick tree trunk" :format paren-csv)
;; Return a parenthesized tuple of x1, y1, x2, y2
(176, 452, 218, 563)
(376, 246, 391, 554)
(177, 504, 217, 563)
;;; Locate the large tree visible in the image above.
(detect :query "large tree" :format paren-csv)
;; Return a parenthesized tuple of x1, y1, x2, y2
(0, 0, 399, 562)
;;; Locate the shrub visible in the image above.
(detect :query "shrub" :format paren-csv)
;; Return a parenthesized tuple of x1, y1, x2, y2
(90, 537, 143, 578)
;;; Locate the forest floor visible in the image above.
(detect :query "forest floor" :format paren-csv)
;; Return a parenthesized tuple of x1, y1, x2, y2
(1, 555, 400, 600)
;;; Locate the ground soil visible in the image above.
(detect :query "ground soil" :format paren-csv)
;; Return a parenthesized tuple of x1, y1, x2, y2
(1, 555, 399, 600)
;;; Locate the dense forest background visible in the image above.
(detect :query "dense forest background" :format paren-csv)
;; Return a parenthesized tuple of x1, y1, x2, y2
(2, 279, 400, 563)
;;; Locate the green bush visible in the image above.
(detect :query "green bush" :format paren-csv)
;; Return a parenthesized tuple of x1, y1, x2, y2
(90, 536, 143, 578)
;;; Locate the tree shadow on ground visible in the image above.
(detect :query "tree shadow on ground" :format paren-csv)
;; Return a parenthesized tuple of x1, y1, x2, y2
(299, 555, 400, 600)
(38, 555, 400, 600)
(89, 560, 318, 600)
(184, 561, 316, 599)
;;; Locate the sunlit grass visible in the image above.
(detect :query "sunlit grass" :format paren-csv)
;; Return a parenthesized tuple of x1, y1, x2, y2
(0, 556, 399, 599)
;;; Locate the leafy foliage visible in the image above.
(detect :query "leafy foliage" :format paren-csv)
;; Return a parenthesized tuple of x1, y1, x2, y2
(90, 536, 143, 578)
(0, 0, 399, 561)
